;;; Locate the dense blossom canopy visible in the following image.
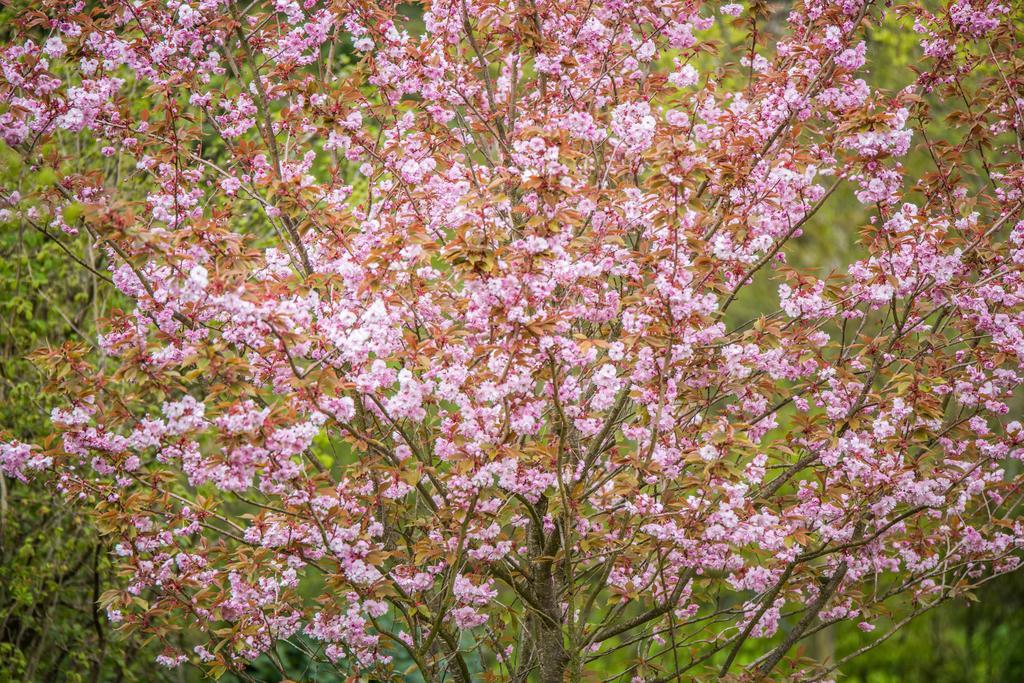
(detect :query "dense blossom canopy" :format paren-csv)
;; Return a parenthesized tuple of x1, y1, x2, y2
(2, 0, 1024, 680)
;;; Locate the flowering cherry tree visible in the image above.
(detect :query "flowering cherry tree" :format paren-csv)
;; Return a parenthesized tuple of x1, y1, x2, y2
(2, 0, 1024, 680)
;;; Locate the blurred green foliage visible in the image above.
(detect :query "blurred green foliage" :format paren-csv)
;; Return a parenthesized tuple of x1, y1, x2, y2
(0, 10, 170, 675)
(834, 572, 1024, 683)
(0, 202, 173, 681)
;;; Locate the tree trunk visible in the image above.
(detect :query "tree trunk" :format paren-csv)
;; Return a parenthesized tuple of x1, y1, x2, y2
(533, 609, 567, 683)
(529, 499, 567, 683)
